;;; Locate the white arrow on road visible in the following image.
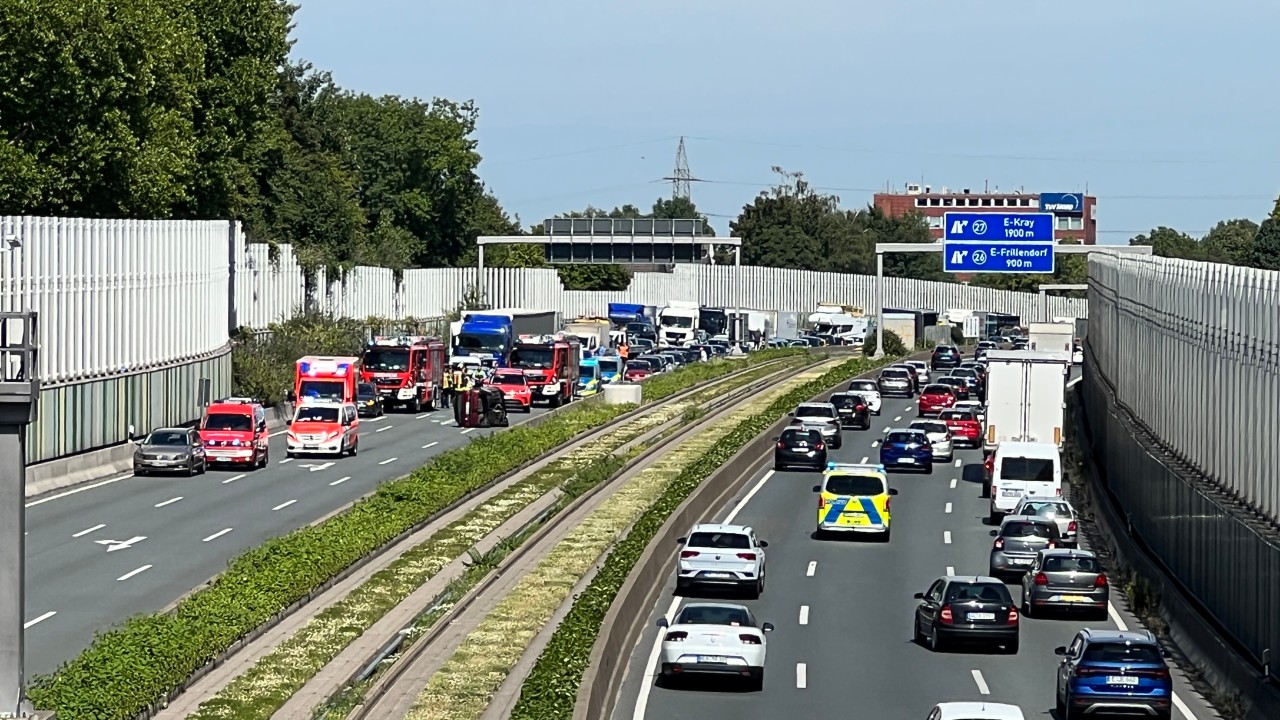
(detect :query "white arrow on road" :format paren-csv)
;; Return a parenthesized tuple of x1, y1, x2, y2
(299, 462, 335, 472)
(94, 536, 147, 552)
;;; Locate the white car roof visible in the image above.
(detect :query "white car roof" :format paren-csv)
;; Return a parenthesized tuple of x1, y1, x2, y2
(797, 402, 836, 409)
(933, 702, 1025, 720)
(688, 523, 751, 536)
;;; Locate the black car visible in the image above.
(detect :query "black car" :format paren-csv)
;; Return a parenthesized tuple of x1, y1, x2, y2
(773, 427, 827, 471)
(935, 376, 971, 400)
(356, 382, 384, 418)
(913, 576, 1019, 653)
(950, 367, 985, 399)
(931, 345, 961, 370)
(829, 392, 871, 430)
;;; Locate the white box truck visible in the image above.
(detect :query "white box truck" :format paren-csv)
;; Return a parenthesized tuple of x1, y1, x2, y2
(982, 349, 1071, 455)
(1027, 322, 1074, 354)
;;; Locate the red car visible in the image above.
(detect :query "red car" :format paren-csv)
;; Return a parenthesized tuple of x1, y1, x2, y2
(939, 409, 981, 448)
(489, 370, 533, 412)
(624, 359, 654, 382)
(918, 384, 957, 416)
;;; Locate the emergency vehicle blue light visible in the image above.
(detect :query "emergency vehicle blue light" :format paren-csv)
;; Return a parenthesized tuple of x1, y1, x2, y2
(826, 462, 836, 470)
(299, 362, 311, 373)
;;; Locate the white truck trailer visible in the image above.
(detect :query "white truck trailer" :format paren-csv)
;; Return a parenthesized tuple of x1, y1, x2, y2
(982, 349, 1071, 454)
(1027, 322, 1074, 354)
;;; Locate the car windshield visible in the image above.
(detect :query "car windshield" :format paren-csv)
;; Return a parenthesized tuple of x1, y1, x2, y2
(493, 372, 526, 385)
(953, 369, 977, 378)
(578, 367, 597, 380)
(849, 381, 877, 392)
(935, 347, 957, 356)
(660, 314, 694, 328)
(1044, 556, 1101, 573)
(830, 394, 861, 409)
(687, 532, 750, 549)
(825, 474, 885, 496)
(1082, 643, 1163, 664)
(298, 380, 345, 401)
(203, 412, 252, 432)
(598, 358, 620, 373)
(780, 428, 820, 444)
(295, 406, 340, 423)
(146, 431, 188, 446)
(357, 384, 377, 399)
(940, 410, 973, 421)
(362, 348, 410, 372)
(1022, 501, 1070, 517)
(946, 582, 1011, 603)
(1001, 457, 1056, 482)
(676, 605, 752, 627)
(456, 333, 507, 352)
(511, 347, 555, 368)
(886, 431, 924, 444)
(796, 405, 836, 419)
(1002, 521, 1052, 538)
(923, 384, 953, 395)
(626, 361, 652, 371)
(911, 421, 948, 435)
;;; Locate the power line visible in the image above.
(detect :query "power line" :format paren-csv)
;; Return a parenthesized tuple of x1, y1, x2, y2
(483, 137, 679, 166)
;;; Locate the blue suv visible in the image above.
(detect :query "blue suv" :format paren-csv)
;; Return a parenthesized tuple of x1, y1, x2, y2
(1055, 629, 1173, 720)
(878, 428, 933, 473)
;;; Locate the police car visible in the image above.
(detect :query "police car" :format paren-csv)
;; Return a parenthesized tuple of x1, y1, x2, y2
(816, 463, 897, 541)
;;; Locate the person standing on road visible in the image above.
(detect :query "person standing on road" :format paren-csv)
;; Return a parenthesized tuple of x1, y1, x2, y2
(441, 367, 453, 408)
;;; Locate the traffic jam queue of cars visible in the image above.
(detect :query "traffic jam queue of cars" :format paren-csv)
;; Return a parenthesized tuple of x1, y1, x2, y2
(656, 339, 1176, 720)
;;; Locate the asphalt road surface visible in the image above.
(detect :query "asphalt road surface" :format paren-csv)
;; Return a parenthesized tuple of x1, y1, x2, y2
(611, 368, 1217, 720)
(22, 403, 551, 675)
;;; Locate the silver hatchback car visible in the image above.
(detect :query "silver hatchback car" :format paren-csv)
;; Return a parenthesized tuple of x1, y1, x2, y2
(1020, 548, 1109, 619)
(878, 368, 914, 398)
(676, 523, 769, 598)
(989, 516, 1063, 579)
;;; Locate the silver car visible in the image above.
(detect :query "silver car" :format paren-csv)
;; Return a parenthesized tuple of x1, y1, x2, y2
(878, 368, 914, 398)
(676, 523, 769, 598)
(1020, 548, 1109, 619)
(1011, 497, 1079, 547)
(132, 427, 208, 476)
(904, 360, 930, 384)
(790, 402, 842, 449)
(989, 516, 1063, 579)
(909, 419, 953, 462)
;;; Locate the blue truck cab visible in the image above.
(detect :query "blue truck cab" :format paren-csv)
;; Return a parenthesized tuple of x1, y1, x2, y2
(454, 314, 514, 367)
(609, 302, 656, 343)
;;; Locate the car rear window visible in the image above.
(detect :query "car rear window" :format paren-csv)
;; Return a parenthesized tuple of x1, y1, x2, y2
(946, 582, 1011, 603)
(1044, 556, 1101, 573)
(825, 474, 885, 496)
(911, 421, 947, 434)
(796, 405, 836, 418)
(939, 410, 973, 421)
(687, 532, 750, 549)
(849, 381, 877, 391)
(1002, 521, 1052, 538)
(923, 384, 953, 395)
(830, 395, 861, 409)
(881, 370, 909, 378)
(953, 368, 977, 377)
(886, 431, 924, 444)
(1082, 643, 1163, 664)
(1022, 501, 1070, 517)
(780, 428, 820, 443)
(493, 372, 526, 385)
(677, 605, 752, 627)
(1000, 457, 1056, 482)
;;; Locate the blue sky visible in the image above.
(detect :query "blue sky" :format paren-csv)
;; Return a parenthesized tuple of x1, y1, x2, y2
(291, 0, 1278, 243)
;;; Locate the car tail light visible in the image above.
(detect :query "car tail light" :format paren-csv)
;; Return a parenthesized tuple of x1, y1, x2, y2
(664, 631, 687, 642)
(815, 443, 825, 450)
(818, 496, 825, 509)
(1132, 667, 1170, 679)
(939, 605, 954, 624)
(680, 551, 699, 559)
(777, 442, 786, 449)
(1048, 542, 1057, 549)
(1055, 487, 1062, 496)
(1067, 520, 1078, 533)
(737, 553, 757, 560)
(885, 497, 890, 511)
(1007, 608, 1019, 624)
(738, 634, 762, 645)
(1075, 666, 1110, 677)
(856, 405, 865, 411)
(993, 538, 1005, 550)
(1095, 574, 1108, 587)
(1034, 572, 1048, 586)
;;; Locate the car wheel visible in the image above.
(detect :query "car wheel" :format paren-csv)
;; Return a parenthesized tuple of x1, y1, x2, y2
(187, 462, 196, 477)
(929, 623, 944, 652)
(750, 668, 764, 692)
(286, 451, 296, 459)
(135, 469, 147, 477)
(745, 580, 761, 600)
(199, 459, 208, 474)
(913, 618, 926, 646)
(924, 463, 933, 475)
(1022, 597, 1034, 618)
(1005, 638, 1019, 654)
(350, 442, 358, 457)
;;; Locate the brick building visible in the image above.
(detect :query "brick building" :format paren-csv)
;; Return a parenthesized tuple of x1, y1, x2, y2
(873, 184, 1097, 245)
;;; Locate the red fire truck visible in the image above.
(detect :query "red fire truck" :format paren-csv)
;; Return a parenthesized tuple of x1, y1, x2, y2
(509, 336, 580, 407)
(293, 356, 360, 404)
(360, 335, 447, 412)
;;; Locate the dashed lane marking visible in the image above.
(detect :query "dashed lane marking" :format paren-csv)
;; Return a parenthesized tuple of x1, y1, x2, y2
(278, 458, 293, 464)
(860, 456, 868, 463)
(799, 605, 809, 625)
(871, 441, 879, 448)
(422, 441, 439, 449)
(202, 528, 233, 542)
(329, 476, 351, 486)
(117, 564, 152, 582)
(945, 502, 953, 514)
(272, 499, 297, 511)
(379, 457, 397, 465)
(222, 473, 246, 484)
(946, 566, 955, 575)
(24, 611, 56, 629)
(460, 428, 474, 434)
(416, 413, 430, 419)
(944, 531, 952, 544)
(375, 425, 393, 433)
(949, 478, 958, 489)
(72, 524, 105, 538)
(954, 458, 962, 467)
(796, 663, 808, 689)
(806, 561, 817, 577)
(971, 669, 990, 695)
(153, 496, 183, 508)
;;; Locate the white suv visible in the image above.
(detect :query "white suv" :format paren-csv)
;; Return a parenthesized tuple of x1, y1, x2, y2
(676, 523, 768, 598)
(847, 379, 882, 415)
(1011, 496, 1079, 547)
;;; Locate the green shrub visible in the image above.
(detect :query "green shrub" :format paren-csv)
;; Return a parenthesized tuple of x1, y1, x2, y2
(862, 329, 906, 357)
(509, 354, 899, 719)
(27, 348, 805, 720)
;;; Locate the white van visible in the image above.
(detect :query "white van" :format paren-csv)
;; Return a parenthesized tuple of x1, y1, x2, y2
(988, 441, 1062, 522)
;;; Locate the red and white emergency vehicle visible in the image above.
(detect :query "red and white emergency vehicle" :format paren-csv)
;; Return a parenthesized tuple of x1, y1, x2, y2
(285, 399, 360, 458)
(199, 397, 270, 468)
(294, 355, 360, 403)
(359, 335, 447, 413)
(509, 336, 580, 407)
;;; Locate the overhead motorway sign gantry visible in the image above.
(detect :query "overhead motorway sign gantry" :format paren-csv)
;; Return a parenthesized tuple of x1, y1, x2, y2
(943, 211, 1055, 274)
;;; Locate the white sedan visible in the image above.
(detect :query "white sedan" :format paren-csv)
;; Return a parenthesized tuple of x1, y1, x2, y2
(847, 380, 882, 415)
(656, 602, 774, 690)
(909, 419, 954, 462)
(927, 702, 1025, 720)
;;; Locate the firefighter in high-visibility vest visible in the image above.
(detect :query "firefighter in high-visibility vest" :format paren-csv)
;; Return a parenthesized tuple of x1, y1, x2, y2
(441, 366, 454, 408)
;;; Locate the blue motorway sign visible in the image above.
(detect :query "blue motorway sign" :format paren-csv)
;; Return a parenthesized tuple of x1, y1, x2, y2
(942, 212, 1054, 242)
(1039, 192, 1083, 213)
(943, 242, 1055, 274)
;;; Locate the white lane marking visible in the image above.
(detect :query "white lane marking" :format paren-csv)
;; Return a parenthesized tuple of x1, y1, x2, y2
(202, 528, 233, 542)
(268, 429, 287, 437)
(799, 605, 809, 625)
(422, 441, 439, 449)
(1108, 602, 1129, 631)
(72, 524, 105, 538)
(1173, 693, 1198, 720)
(1105, 606, 1198, 719)
(278, 458, 292, 464)
(860, 456, 868, 464)
(871, 440, 879, 448)
(24, 611, 56, 629)
(222, 473, 246, 484)
(153, 496, 183, 508)
(272, 499, 297, 511)
(366, 415, 386, 422)
(436, 419, 451, 425)
(632, 596, 683, 720)
(949, 478, 958, 489)
(416, 413, 430, 419)
(806, 561, 817, 577)
(329, 476, 351, 486)
(460, 428, 474, 435)
(796, 663, 807, 689)
(724, 470, 775, 523)
(971, 669, 990, 695)
(944, 531, 952, 544)
(375, 425, 393, 433)
(946, 566, 955, 575)
(117, 564, 152, 581)
(945, 502, 953, 514)
(1066, 375, 1082, 389)
(379, 457, 397, 465)
(893, 415, 902, 421)
(26, 472, 133, 507)
(954, 458, 962, 467)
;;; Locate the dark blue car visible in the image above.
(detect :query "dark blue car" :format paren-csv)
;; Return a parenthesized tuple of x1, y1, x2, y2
(1055, 629, 1173, 720)
(878, 429, 933, 473)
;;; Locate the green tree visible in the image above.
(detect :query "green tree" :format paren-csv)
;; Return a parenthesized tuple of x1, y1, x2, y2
(1249, 197, 1280, 270)
(1201, 218, 1258, 266)
(732, 168, 870, 273)
(1129, 226, 1203, 260)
